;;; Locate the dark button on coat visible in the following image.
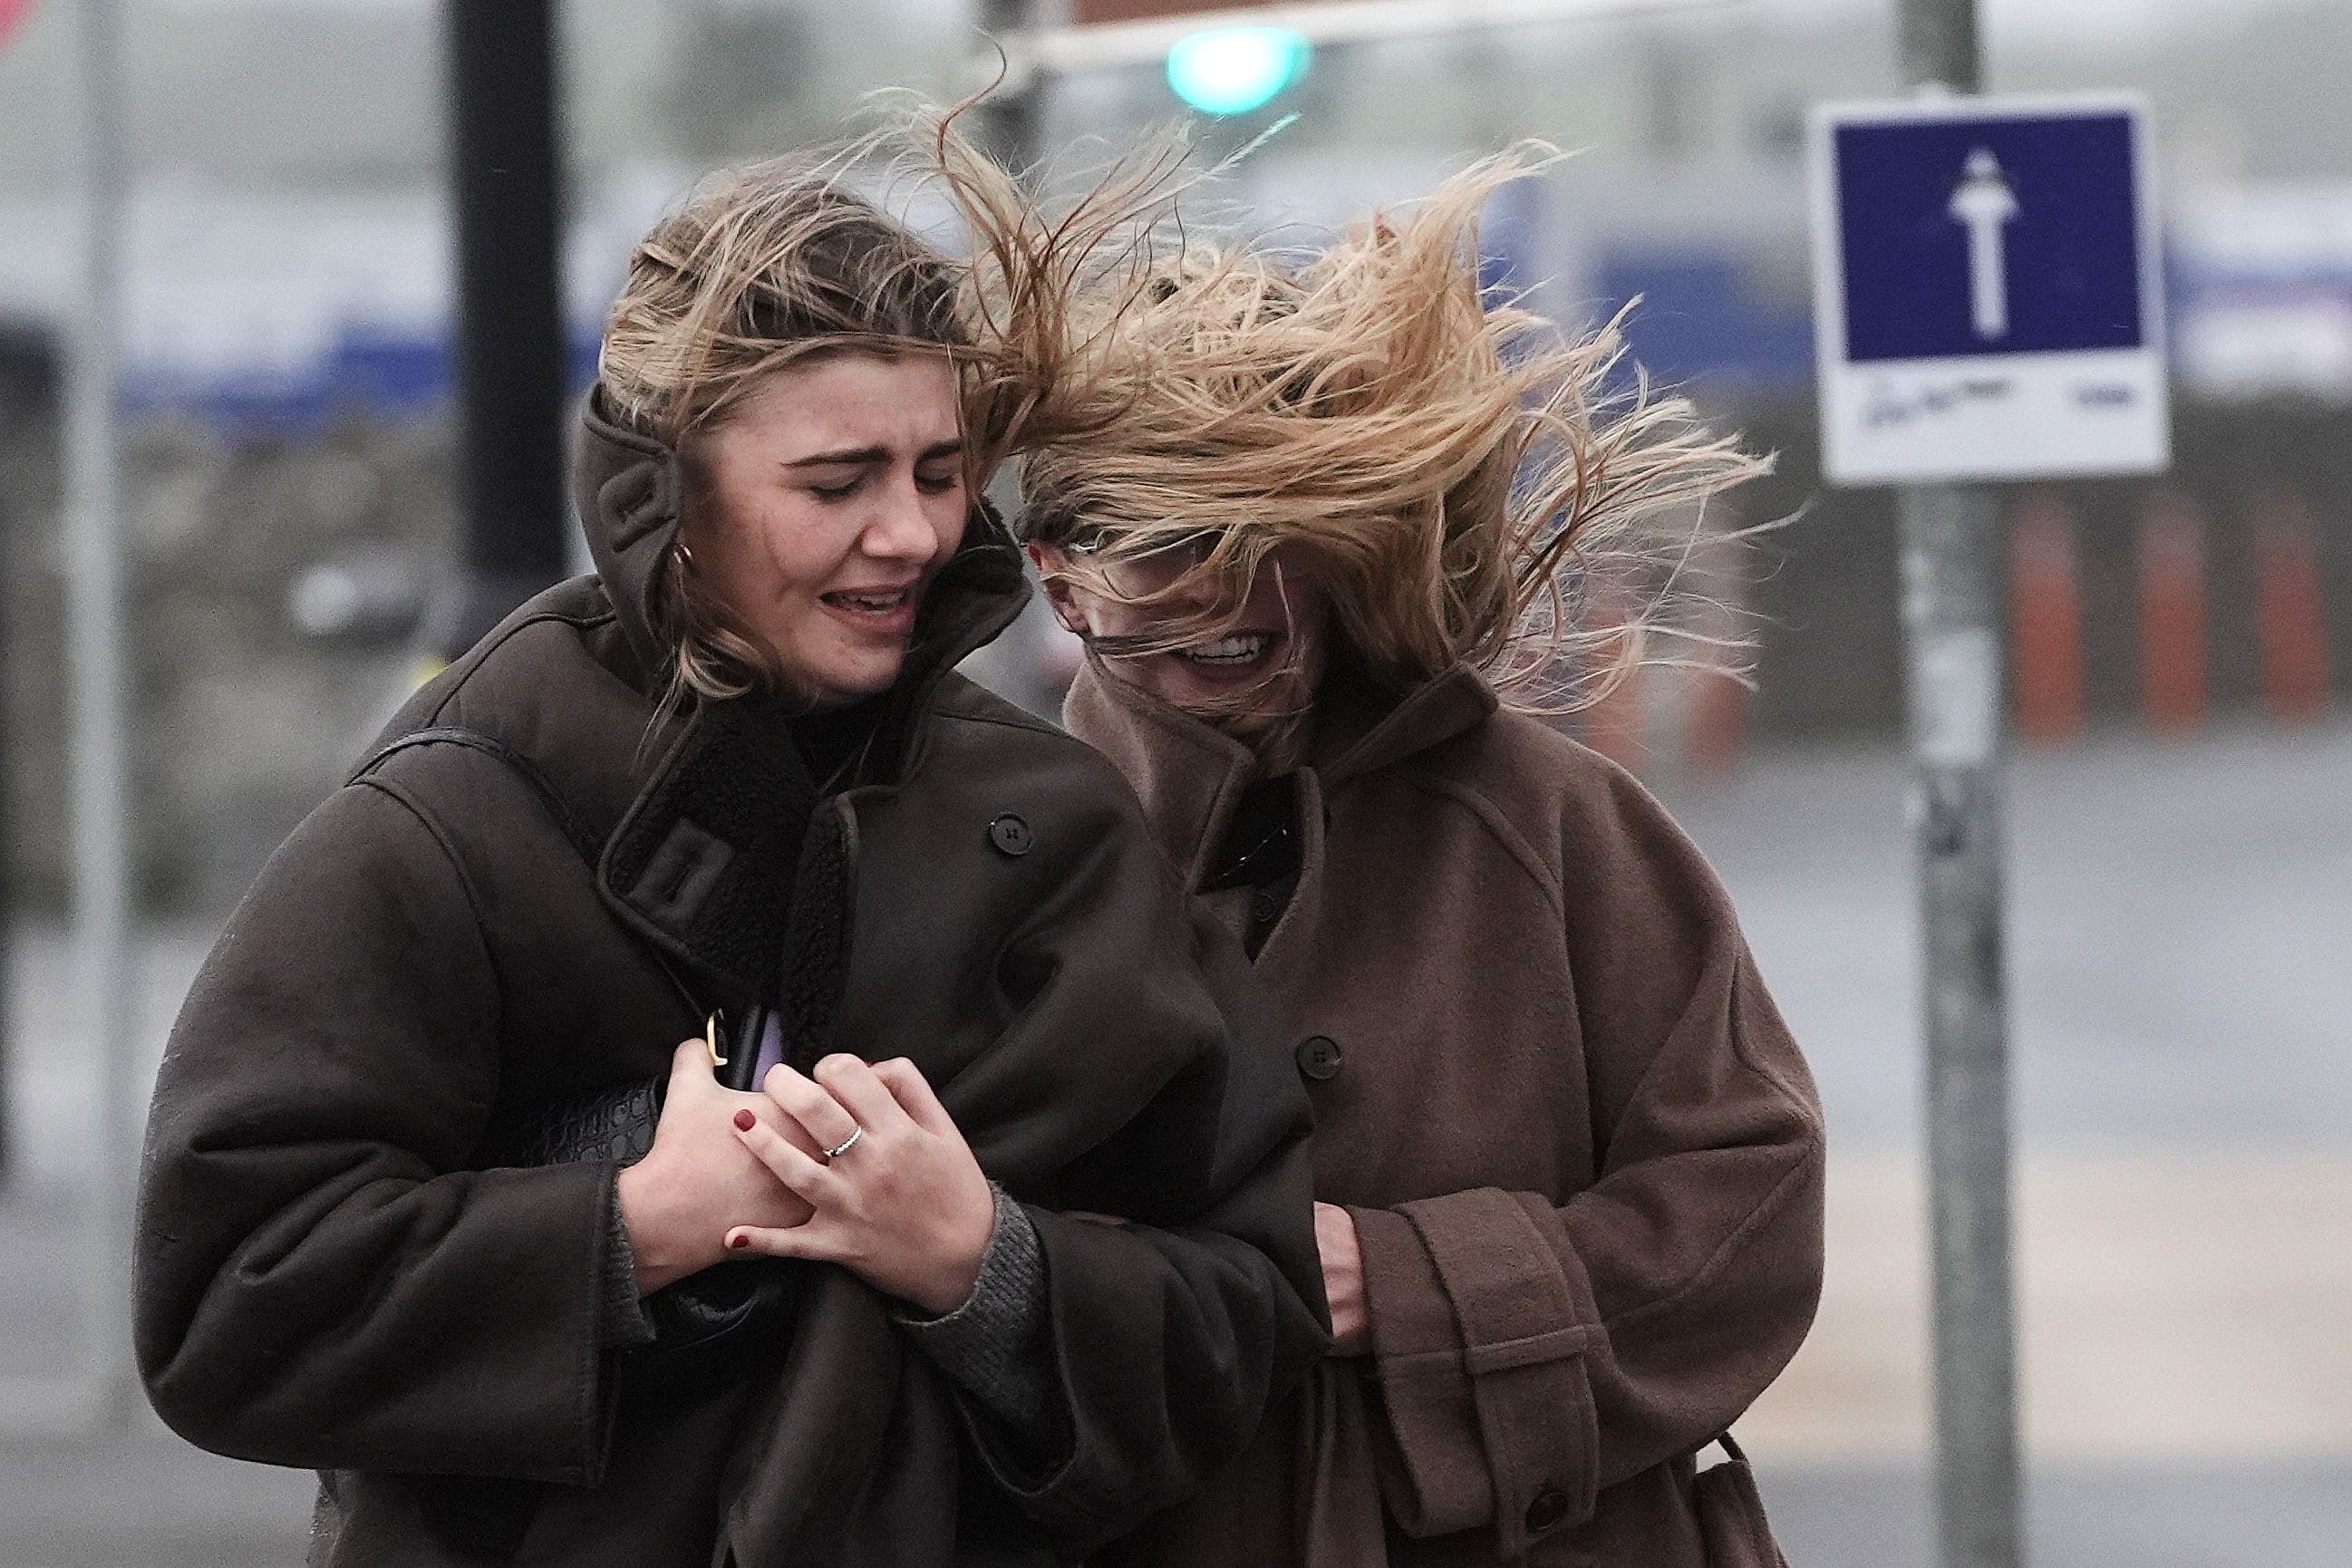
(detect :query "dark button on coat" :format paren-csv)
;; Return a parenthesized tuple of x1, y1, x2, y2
(1295, 1036, 1344, 1082)
(990, 812, 1036, 857)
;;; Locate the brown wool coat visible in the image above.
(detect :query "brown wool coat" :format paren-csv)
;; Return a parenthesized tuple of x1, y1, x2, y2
(1067, 662, 1826, 1568)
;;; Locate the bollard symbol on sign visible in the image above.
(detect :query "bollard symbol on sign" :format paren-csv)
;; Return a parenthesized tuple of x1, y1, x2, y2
(1949, 149, 2018, 341)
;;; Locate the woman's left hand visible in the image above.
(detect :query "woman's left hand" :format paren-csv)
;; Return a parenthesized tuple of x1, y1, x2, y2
(1315, 1202, 1370, 1355)
(726, 1053, 997, 1317)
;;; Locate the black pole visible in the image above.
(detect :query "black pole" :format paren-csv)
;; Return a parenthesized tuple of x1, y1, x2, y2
(435, 0, 570, 662)
(0, 325, 55, 1190)
(972, 0, 1040, 170)
(0, 419, 12, 1189)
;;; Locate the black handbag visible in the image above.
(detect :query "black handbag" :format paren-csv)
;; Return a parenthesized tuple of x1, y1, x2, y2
(487, 1005, 804, 1400)
(1690, 1433, 1790, 1568)
(359, 726, 804, 1399)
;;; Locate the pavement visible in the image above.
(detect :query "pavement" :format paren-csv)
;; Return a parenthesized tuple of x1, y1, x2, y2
(1678, 723, 2352, 1567)
(1656, 723, 2352, 1480)
(2, 721, 2347, 1566)
(0, 1424, 316, 1568)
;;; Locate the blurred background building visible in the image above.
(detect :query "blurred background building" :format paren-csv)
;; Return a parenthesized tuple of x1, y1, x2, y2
(0, 2, 2346, 1564)
(2, 0, 2348, 909)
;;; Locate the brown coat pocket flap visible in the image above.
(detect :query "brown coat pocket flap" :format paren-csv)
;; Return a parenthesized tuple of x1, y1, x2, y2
(1399, 1189, 1602, 1558)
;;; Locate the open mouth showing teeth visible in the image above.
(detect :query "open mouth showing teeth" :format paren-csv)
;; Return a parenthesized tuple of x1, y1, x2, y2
(1174, 633, 1275, 665)
(825, 589, 910, 616)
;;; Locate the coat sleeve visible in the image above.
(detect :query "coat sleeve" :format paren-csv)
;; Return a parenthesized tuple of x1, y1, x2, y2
(135, 777, 622, 1483)
(936, 777, 1331, 1550)
(1347, 764, 1824, 1557)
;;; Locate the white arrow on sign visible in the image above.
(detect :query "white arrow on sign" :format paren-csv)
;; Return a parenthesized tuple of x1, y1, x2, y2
(1947, 147, 2019, 340)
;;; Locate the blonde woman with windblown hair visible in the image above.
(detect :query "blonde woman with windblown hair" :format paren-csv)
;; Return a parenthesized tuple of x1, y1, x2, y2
(133, 131, 1326, 1568)
(1016, 150, 1826, 1568)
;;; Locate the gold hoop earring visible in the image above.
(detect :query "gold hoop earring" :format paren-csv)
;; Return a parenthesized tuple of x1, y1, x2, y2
(673, 539, 696, 573)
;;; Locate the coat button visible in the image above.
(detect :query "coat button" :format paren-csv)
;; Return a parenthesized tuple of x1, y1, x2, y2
(1294, 1035, 1342, 1081)
(1524, 1485, 1571, 1534)
(988, 813, 1032, 857)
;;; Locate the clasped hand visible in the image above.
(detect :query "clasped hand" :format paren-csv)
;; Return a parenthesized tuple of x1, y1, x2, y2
(612, 1038, 995, 1317)
(724, 1052, 997, 1317)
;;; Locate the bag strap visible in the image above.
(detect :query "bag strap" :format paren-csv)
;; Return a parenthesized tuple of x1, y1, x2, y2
(1693, 1429, 1788, 1568)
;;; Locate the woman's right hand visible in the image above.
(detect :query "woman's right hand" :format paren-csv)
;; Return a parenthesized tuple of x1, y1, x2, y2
(1315, 1202, 1370, 1355)
(614, 1040, 820, 1293)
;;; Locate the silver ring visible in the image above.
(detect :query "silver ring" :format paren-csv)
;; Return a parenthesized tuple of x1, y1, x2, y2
(823, 1126, 866, 1160)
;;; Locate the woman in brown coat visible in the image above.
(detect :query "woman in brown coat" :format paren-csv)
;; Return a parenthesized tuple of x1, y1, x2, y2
(135, 149, 1325, 1568)
(1021, 151, 1827, 1567)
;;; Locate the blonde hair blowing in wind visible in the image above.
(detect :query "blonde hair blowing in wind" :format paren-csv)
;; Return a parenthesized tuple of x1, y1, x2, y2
(1014, 143, 1772, 711)
(593, 106, 1163, 704)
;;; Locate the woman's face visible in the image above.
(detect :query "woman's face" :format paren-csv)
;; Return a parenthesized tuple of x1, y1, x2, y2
(685, 352, 968, 708)
(1032, 537, 1332, 739)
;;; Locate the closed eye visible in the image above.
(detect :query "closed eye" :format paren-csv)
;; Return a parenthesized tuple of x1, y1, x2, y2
(800, 464, 870, 501)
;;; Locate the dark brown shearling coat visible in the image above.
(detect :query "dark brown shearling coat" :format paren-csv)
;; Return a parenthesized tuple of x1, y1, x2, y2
(1066, 662, 1824, 1568)
(133, 397, 1327, 1568)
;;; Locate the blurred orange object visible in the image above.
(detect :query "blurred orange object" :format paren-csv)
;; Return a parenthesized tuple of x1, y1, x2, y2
(1684, 669, 1747, 780)
(2136, 487, 2209, 737)
(1580, 594, 1646, 771)
(2251, 492, 2333, 723)
(2009, 489, 2086, 743)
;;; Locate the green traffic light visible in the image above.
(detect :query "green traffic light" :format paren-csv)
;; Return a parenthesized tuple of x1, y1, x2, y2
(1166, 26, 1311, 116)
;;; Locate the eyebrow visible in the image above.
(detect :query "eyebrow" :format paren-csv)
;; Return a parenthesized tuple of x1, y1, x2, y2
(786, 440, 964, 469)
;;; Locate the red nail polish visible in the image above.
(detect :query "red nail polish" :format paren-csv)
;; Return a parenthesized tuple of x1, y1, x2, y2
(732, 1109, 756, 1132)
(727, 1233, 750, 1250)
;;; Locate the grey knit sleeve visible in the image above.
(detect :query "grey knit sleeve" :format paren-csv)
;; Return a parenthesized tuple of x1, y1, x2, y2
(601, 1174, 658, 1350)
(893, 1185, 1065, 1451)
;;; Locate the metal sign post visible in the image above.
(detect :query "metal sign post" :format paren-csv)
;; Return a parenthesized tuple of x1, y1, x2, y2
(0, 0, 42, 1197)
(1809, 7, 2171, 1568)
(69, 0, 140, 1434)
(0, 0, 145, 1434)
(1898, 479, 2019, 1568)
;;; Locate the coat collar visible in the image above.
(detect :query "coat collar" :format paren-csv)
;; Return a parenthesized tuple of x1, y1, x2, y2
(1064, 657, 1499, 887)
(573, 387, 684, 676)
(569, 388, 1031, 1008)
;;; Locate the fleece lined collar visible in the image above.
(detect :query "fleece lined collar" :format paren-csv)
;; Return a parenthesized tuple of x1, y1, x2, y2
(566, 388, 1031, 1008)
(1062, 658, 1498, 888)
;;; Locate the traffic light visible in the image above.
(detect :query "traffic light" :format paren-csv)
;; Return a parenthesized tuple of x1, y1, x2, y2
(1166, 25, 1310, 116)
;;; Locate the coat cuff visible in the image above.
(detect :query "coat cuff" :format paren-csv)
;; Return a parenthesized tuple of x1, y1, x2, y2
(893, 1185, 1071, 1486)
(599, 1174, 657, 1351)
(1352, 1189, 1602, 1557)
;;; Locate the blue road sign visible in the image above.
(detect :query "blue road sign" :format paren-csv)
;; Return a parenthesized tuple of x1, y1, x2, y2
(1809, 93, 2168, 486)
(1835, 111, 2144, 363)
